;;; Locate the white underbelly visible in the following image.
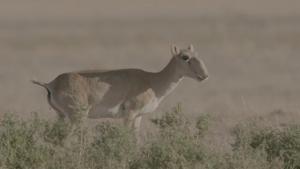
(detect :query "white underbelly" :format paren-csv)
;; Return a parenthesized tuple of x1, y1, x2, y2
(88, 102, 122, 118)
(88, 96, 160, 118)
(141, 98, 159, 114)
(108, 103, 122, 115)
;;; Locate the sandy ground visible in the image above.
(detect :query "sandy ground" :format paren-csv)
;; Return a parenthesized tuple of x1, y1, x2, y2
(0, 0, 300, 147)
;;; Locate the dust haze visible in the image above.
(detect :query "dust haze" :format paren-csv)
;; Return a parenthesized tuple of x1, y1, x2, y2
(0, 0, 300, 145)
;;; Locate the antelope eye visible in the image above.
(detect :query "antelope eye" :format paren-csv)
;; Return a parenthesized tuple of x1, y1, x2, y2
(181, 55, 190, 61)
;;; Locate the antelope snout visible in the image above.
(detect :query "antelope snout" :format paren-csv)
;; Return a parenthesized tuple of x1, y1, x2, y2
(197, 74, 208, 81)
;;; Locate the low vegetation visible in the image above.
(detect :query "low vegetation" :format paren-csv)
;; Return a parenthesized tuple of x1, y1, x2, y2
(0, 106, 299, 169)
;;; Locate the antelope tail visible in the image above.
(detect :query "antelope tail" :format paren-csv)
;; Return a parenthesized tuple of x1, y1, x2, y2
(31, 80, 49, 90)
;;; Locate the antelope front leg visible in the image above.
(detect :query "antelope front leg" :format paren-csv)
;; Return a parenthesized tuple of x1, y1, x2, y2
(133, 116, 142, 133)
(123, 111, 134, 128)
(123, 112, 142, 141)
(133, 116, 143, 144)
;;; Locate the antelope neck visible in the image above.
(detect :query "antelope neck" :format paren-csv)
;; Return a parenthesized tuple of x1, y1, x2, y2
(150, 57, 183, 98)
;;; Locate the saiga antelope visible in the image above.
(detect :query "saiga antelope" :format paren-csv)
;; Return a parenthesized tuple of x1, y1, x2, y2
(32, 45, 208, 134)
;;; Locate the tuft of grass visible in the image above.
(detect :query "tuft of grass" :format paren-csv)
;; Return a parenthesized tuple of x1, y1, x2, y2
(86, 122, 137, 169)
(0, 113, 51, 169)
(0, 107, 299, 169)
(231, 120, 300, 169)
(132, 104, 207, 169)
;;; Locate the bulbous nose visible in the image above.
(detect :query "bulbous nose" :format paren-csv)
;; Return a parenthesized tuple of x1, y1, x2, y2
(200, 61, 208, 77)
(197, 74, 208, 81)
(202, 74, 208, 79)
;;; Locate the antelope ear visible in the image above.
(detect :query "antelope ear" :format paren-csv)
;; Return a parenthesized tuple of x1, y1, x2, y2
(171, 44, 179, 56)
(187, 44, 194, 52)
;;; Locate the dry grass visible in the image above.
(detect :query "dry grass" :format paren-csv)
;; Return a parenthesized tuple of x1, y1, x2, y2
(0, 106, 299, 169)
(0, 1, 300, 167)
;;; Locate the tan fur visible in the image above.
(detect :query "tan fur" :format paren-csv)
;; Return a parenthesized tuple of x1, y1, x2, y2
(33, 45, 208, 132)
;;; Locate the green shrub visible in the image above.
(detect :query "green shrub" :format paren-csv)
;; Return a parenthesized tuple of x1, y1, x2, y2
(0, 107, 299, 169)
(232, 121, 300, 169)
(43, 118, 72, 146)
(131, 105, 207, 169)
(86, 122, 137, 169)
(0, 113, 51, 169)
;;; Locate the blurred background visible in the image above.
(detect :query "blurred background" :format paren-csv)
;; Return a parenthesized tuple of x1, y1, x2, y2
(0, 0, 300, 146)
